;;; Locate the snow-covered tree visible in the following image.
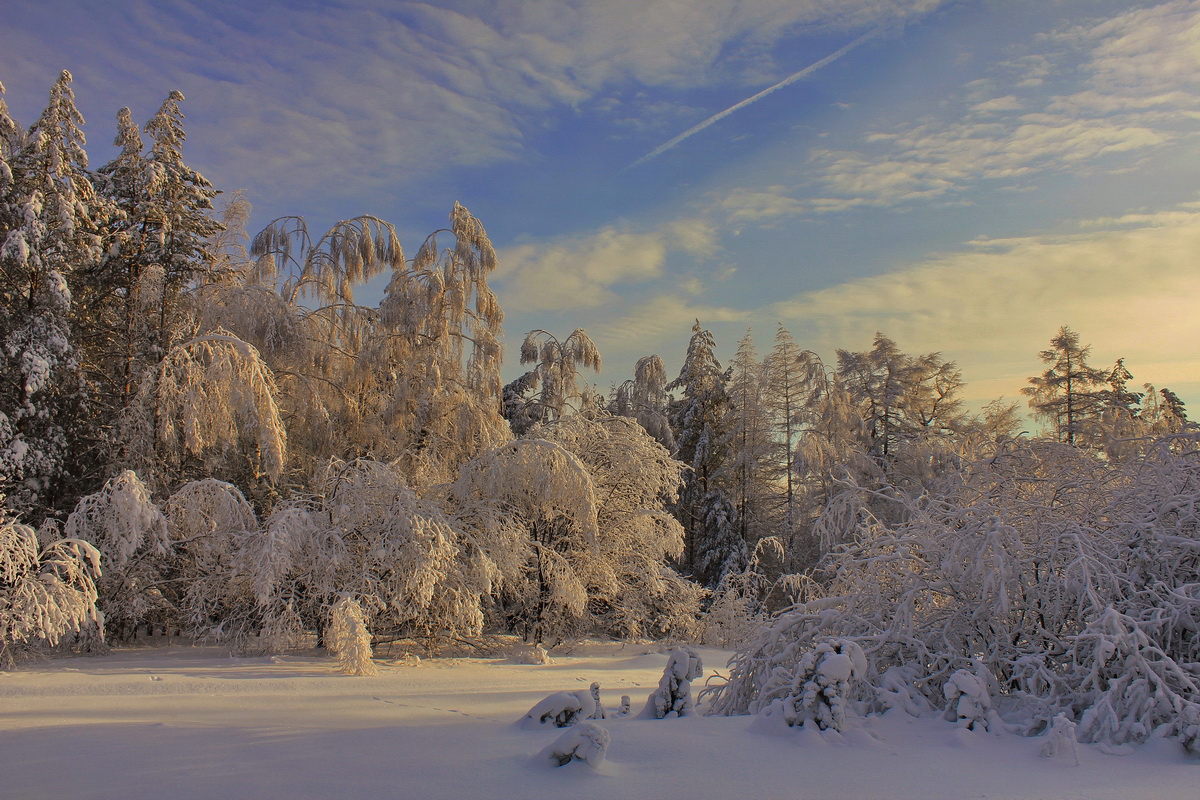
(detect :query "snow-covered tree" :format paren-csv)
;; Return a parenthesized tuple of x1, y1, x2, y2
(121, 330, 286, 496)
(643, 646, 703, 719)
(668, 321, 744, 587)
(88, 92, 221, 454)
(511, 328, 601, 431)
(1, 511, 102, 665)
(0, 70, 108, 517)
(610, 354, 674, 449)
(327, 596, 377, 676)
(63, 469, 168, 639)
(534, 413, 702, 640)
(452, 438, 599, 644)
(1023, 326, 1108, 445)
(723, 330, 777, 550)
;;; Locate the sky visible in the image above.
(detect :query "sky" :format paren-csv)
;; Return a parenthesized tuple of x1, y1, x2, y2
(3, 0, 1199, 416)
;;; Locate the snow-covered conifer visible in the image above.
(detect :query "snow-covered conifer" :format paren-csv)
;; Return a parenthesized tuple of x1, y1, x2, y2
(644, 646, 703, 719)
(668, 321, 744, 587)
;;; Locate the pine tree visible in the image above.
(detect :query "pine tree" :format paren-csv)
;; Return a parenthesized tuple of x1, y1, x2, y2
(89, 92, 221, 443)
(1023, 326, 1108, 445)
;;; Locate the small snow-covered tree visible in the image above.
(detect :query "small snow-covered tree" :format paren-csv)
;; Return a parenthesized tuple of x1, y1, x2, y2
(63, 470, 167, 639)
(327, 596, 376, 676)
(644, 646, 703, 719)
(520, 684, 598, 728)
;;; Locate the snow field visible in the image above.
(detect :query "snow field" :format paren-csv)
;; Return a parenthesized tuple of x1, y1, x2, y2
(2, 642, 1197, 800)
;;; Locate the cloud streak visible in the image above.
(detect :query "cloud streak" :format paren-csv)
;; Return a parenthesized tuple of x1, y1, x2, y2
(628, 27, 882, 168)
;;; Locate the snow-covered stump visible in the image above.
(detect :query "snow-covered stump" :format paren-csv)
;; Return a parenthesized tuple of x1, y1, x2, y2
(327, 597, 377, 676)
(1039, 713, 1080, 764)
(642, 646, 703, 719)
(520, 685, 597, 728)
(539, 721, 610, 768)
(943, 664, 999, 731)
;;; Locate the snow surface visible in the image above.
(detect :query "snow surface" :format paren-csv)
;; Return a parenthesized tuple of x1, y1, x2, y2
(1, 641, 1196, 800)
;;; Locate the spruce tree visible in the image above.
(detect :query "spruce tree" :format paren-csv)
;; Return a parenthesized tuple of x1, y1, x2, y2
(0, 71, 108, 516)
(667, 321, 744, 587)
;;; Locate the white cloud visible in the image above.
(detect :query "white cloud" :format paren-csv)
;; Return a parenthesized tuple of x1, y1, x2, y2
(801, 0, 1200, 211)
(495, 218, 719, 312)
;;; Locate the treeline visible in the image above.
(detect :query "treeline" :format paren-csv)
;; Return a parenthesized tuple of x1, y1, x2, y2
(1, 69, 1195, 705)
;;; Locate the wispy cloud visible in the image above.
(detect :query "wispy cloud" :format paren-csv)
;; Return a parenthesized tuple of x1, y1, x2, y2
(628, 27, 882, 168)
(794, 1, 1200, 211)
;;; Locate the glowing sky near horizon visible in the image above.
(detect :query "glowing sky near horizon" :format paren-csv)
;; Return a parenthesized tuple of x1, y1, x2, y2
(2, 0, 1198, 418)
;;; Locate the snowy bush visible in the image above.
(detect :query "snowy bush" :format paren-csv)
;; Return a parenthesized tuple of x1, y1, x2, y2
(943, 664, 998, 731)
(63, 470, 168, 639)
(1039, 713, 1079, 764)
(0, 515, 102, 665)
(706, 434, 1200, 751)
(327, 596, 376, 676)
(539, 721, 610, 768)
(643, 646, 703, 719)
(520, 685, 597, 728)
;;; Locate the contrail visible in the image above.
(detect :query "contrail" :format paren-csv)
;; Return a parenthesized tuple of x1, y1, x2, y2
(628, 27, 882, 169)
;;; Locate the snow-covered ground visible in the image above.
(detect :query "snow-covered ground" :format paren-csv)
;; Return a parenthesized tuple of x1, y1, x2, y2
(2, 642, 1195, 800)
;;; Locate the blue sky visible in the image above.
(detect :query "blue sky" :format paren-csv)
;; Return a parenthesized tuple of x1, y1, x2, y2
(3, 0, 1199, 414)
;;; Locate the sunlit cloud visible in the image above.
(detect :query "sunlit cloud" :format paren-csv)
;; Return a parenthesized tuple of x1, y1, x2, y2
(495, 219, 719, 312)
(768, 204, 1200, 404)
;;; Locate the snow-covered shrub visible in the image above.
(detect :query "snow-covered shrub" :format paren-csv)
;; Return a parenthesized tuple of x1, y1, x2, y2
(1039, 713, 1079, 764)
(520, 686, 597, 728)
(759, 638, 867, 732)
(164, 479, 259, 642)
(706, 434, 1200, 751)
(533, 414, 703, 641)
(701, 570, 766, 649)
(588, 682, 606, 720)
(539, 721, 610, 768)
(1, 515, 102, 665)
(1071, 608, 1200, 746)
(643, 646, 703, 719)
(943, 664, 998, 731)
(327, 596, 376, 676)
(63, 470, 168, 639)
